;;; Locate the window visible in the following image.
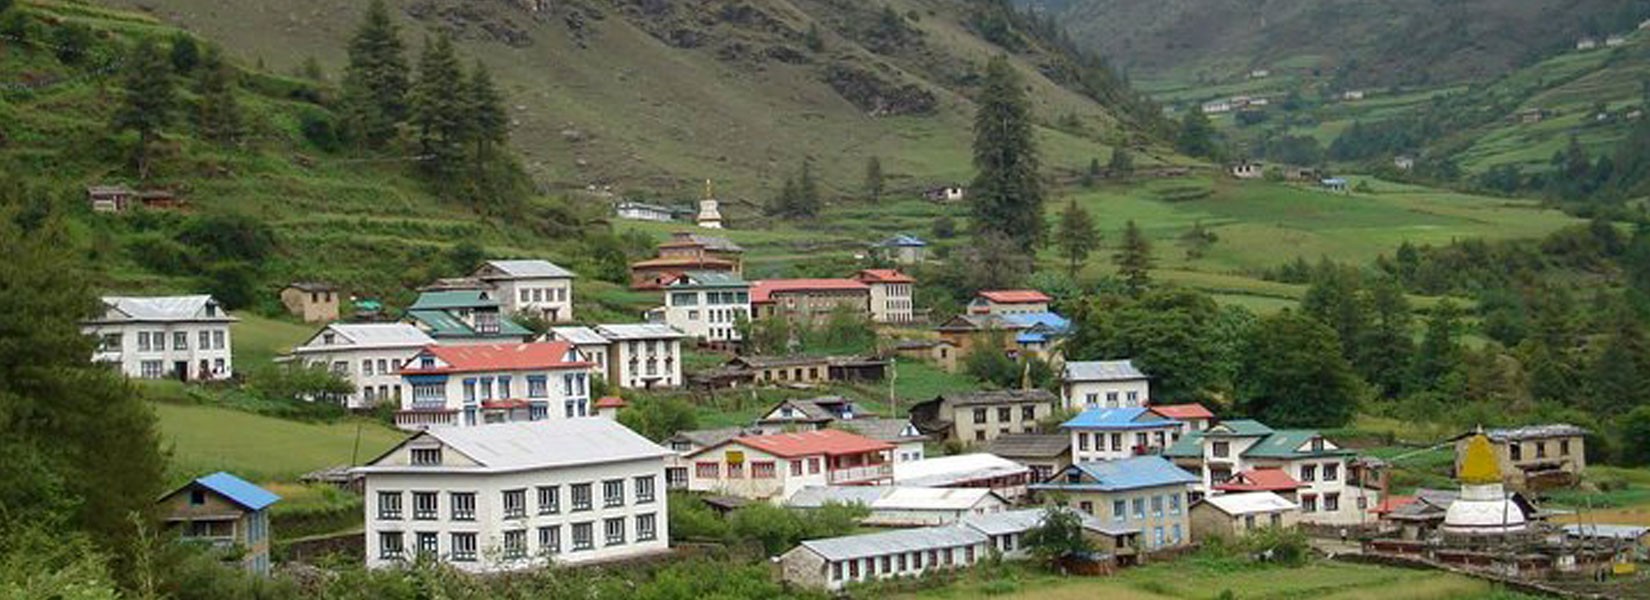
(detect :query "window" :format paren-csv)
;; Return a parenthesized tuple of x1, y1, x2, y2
(1245, 515, 1256, 529)
(1510, 443, 1523, 461)
(503, 489, 527, 518)
(363, 359, 375, 376)
(412, 448, 441, 465)
(1300, 464, 1317, 482)
(416, 532, 439, 558)
(1105, 391, 1119, 407)
(99, 332, 122, 352)
(450, 492, 476, 521)
(1153, 527, 1164, 548)
(790, 460, 804, 476)
(809, 458, 821, 474)
(571, 483, 593, 511)
(636, 513, 657, 541)
(1126, 390, 1139, 404)
(671, 292, 698, 306)
(451, 532, 477, 562)
(635, 475, 656, 503)
(1169, 493, 1181, 515)
(1212, 441, 1230, 458)
(973, 408, 987, 424)
(378, 532, 404, 560)
(696, 462, 720, 479)
(539, 525, 562, 555)
(997, 407, 1011, 422)
(1270, 513, 1282, 527)
(603, 480, 625, 508)
(153, 332, 165, 351)
(173, 331, 188, 350)
(751, 461, 777, 479)
(1560, 440, 1572, 456)
(1172, 524, 1182, 543)
(1110, 433, 1123, 452)
(1132, 498, 1145, 519)
(538, 485, 560, 515)
(832, 562, 843, 582)
(1151, 495, 1164, 517)
(1079, 501, 1094, 515)
(572, 522, 594, 551)
(1324, 493, 1340, 512)
(412, 492, 438, 520)
(1078, 432, 1090, 452)
(140, 360, 164, 379)
(1112, 500, 1126, 522)
(604, 517, 626, 546)
(378, 492, 403, 520)
(1536, 442, 1548, 459)
(1323, 463, 1340, 481)
(1301, 495, 1318, 512)
(190, 490, 206, 505)
(503, 529, 527, 559)
(528, 376, 548, 398)
(138, 331, 152, 352)
(213, 331, 225, 350)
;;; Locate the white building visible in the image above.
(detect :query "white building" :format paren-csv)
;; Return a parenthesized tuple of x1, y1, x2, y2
(83, 295, 236, 381)
(853, 269, 916, 324)
(652, 271, 750, 345)
(615, 201, 677, 223)
(288, 323, 436, 409)
(356, 420, 671, 572)
(684, 429, 894, 501)
(1061, 359, 1150, 410)
(893, 454, 1034, 502)
(395, 342, 594, 430)
(1201, 100, 1233, 114)
(472, 260, 577, 323)
(778, 526, 988, 591)
(1063, 407, 1183, 463)
(547, 326, 610, 377)
(787, 486, 1008, 527)
(1162, 420, 1381, 526)
(595, 324, 685, 389)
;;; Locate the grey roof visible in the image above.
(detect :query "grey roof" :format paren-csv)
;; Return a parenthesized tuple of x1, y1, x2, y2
(762, 397, 853, 423)
(1484, 424, 1589, 441)
(938, 389, 1058, 407)
(894, 454, 1031, 487)
(285, 281, 336, 292)
(675, 233, 744, 253)
(95, 295, 235, 323)
(795, 526, 987, 562)
(668, 426, 749, 449)
(480, 259, 576, 279)
(983, 433, 1071, 459)
(837, 417, 927, 443)
(294, 323, 435, 353)
(1064, 360, 1148, 382)
(786, 486, 891, 508)
(1561, 524, 1650, 540)
(357, 420, 670, 475)
(959, 508, 1131, 537)
(550, 326, 611, 346)
(595, 323, 687, 340)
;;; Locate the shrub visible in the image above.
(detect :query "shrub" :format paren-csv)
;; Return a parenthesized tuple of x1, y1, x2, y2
(297, 108, 341, 152)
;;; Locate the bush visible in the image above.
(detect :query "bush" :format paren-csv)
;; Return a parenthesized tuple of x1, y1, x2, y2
(126, 233, 194, 275)
(246, 363, 354, 412)
(297, 108, 341, 152)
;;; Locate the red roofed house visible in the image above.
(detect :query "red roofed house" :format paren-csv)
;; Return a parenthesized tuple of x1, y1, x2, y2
(854, 269, 916, 324)
(1149, 403, 1217, 437)
(395, 342, 595, 430)
(684, 429, 894, 501)
(1212, 468, 1303, 496)
(968, 290, 1052, 316)
(629, 232, 745, 290)
(750, 279, 871, 326)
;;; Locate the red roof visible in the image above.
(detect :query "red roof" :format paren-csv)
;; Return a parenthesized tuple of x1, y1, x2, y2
(400, 342, 592, 374)
(977, 290, 1052, 304)
(726, 429, 892, 458)
(595, 396, 628, 409)
(631, 256, 737, 270)
(1369, 495, 1417, 515)
(481, 399, 530, 410)
(855, 269, 915, 284)
(750, 279, 870, 304)
(1150, 403, 1215, 420)
(1212, 468, 1302, 492)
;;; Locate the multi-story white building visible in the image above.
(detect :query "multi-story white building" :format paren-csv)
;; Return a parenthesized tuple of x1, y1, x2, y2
(83, 295, 236, 381)
(357, 420, 671, 572)
(394, 342, 594, 430)
(596, 324, 685, 389)
(651, 271, 749, 345)
(854, 269, 916, 324)
(1063, 407, 1183, 463)
(547, 326, 611, 377)
(966, 290, 1051, 316)
(472, 260, 577, 323)
(1061, 359, 1150, 410)
(1162, 419, 1382, 526)
(684, 429, 894, 501)
(1029, 456, 1199, 554)
(288, 323, 436, 409)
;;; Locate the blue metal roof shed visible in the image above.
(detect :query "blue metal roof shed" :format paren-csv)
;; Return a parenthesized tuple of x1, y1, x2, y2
(1061, 407, 1180, 431)
(191, 472, 281, 511)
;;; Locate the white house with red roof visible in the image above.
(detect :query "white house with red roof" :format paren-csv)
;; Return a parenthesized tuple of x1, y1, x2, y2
(853, 269, 916, 324)
(395, 342, 595, 430)
(1212, 468, 1303, 497)
(750, 279, 872, 325)
(967, 290, 1051, 316)
(683, 429, 894, 501)
(1149, 403, 1216, 437)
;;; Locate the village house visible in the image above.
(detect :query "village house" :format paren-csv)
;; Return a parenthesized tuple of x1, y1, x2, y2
(356, 420, 671, 571)
(747, 396, 927, 463)
(1249, 68, 1271, 79)
(787, 486, 1009, 527)
(404, 290, 534, 346)
(546, 326, 611, 377)
(288, 323, 437, 409)
(839, 417, 929, 463)
(1061, 359, 1151, 410)
(894, 453, 1035, 502)
(1030, 456, 1199, 555)
(1212, 467, 1303, 498)
(661, 426, 753, 490)
(698, 355, 889, 389)
(1162, 420, 1383, 525)
(1516, 107, 1548, 124)
(961, 508, 1129, 563)
(968, 289, 1052, 316)
(1230, 161, 1264, 180)
(854, 269, 916, 324)
(750, 278, 871, 324)
(924, 185, 966, 202)
(650, 271, 750, 346)
(83, 295, 236, 382)
(1577, 37, 1600, 50)
(594, 323, 686, 389)
(86, 185, 182, 213)
(1188, 491, 1300, 543)
(614, 201, 679, 223)
(158, 472, 280, 576)
(629, 232, 746, 289)
(935, 312, 1071, 363)
(1149, 403, 1216, 437)
(909, 389, 1059, 445)
(393, 342, 594, 430)
(1342, 90, 1366, 101)
(890, 339, 960, 372)
(875, 234, 929, 265)
(778, 525, 988, 591)
(1451, 424, 1587, 491)
(1200, 99, 1233, 114)
(1321, 177, 1350, 193)
(683, 429, 894, 501)
(1606, 34, 1628, 47)
(1394, 155, 1417, 171)
(472, 260, 577, 323)
(280, 282, 340, 323)
(983, 433, 1072, 482)
(1064, 407, 1183, 463)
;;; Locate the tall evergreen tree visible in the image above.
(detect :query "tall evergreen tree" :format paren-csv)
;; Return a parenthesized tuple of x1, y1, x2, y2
(1359, 275, 1414, 398)
(1301, 261, 1370, 365)
(168, 33, 199, 74)
(1107, 146, 1134, 175)
(970, 55, 1044, 251)
(464, 60, 507, 166)
(1407, 300, 1465, 395)
(340, 0, 410, 149)
(194, 45, 243, 146)
(863, 156, 884, 202)
(1238, 310, 1363, 427)
(1176, 109, 1218, 158)
(111, 38, 175, 180)
(1586, 303, 1650, 414)
(1054, 199, 1100, 277)
(1113, 220, 1153, 297)
(409, 34, 469, 177)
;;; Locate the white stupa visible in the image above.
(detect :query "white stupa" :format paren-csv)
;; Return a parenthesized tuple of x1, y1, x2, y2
(1441, 432, 1528, 535)
(696, 179, 724, 229)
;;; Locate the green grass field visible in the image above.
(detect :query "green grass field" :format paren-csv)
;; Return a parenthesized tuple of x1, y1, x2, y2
(232, 313, 319, 371)
(154, 401, 406, 483)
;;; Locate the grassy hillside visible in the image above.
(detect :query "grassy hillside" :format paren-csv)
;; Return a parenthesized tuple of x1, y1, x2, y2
(153, 400, 405, 482)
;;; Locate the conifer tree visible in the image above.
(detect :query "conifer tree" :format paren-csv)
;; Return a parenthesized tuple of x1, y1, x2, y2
(1113, 220, 1153, 296)
(409, 34, 468, 177)
(970, 55, 1043, 251)
(194, 45, 243, 146)
(796, 159, 821, 218)
(1407, 300, 1464, 395)
(1239, 310, 1362, 428)
(465, 60, 507, 167)
(341, 0, 410, 149)
(1359, 275, 1414, 398)
(169, 33, 199, 74)
(111, 38, 176, 180)
(1054, 199, 1100, 277)
(1108, 146, 1134, 175)
(864, 156, 884, 202)
(1176, 109, 1217, 158)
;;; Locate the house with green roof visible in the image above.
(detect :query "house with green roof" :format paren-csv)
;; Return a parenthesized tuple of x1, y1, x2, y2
(403, 290, 534, 345)
(1162, 419, 1384, 526)
(648, 271, 750, 347)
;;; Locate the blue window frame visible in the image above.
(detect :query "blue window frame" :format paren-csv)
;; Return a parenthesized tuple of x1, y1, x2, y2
(463, 379, 477, 403)
(497, 376, 512, 398)
(479, 377, 494, 400)
(527, 376, 548, 398)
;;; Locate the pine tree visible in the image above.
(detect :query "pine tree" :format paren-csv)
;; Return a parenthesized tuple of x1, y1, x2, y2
(1301, 260, 1370, 365)
(111, 38, 176, 180)
(864, 156, 884, 202)
(1586, 303, 1650, 414)
(1407, 300, 1465, 395)
(804, 22, 825, 52)
(1359, 275, 1413, 398)
(341, 0, 410, 149)
(1107, 146, 1134, 175)
(794, 159, 821, 218)
(194, 45, 243, 146)
(970, 55, 1044, 252)
(1113, 220, 1153, 297)
(1055, 199, 1100, 277)
(409, 33, 469, 177)
(464, 60, 507, 168)
(1238, 310, 1363, 428)
(769, 177, 799, 217)
(169, 32, 200, 74)
(1176, 109, 1217, 158)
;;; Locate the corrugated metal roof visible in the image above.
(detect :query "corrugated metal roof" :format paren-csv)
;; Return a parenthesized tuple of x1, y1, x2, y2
(98, 295, 234, 322)
(894, 453, 1030, 487)
(1201, 491, 1298, 516)
(550, 326, 611, 346)
(787, 486, 891, 508)
(976, 290, 1051, 304)
(595, 323, 686, 340)
(1485, 424, 1589, 441)
(1064, 360, 1147, 382)
(982, 433, 1070, 458)
(1061, 407, 1179, 430)
(837, 417, 926, 443)
(295, 323, 434, 353)
(798, 526, 987, 561)
(359, 420, 670, 474)
(410, 290, 501, 310)
(1243, 430, 1351, 459)
(1561, 524, 1649, 540)
(959, 508, 1131, 537)
(482, 259, 576, 279)
(191, 472, 281, 511)
(1033, 456, 1199, 493)
(666, 271, 748, 288)
(937, 389, 1058, 407)
(879, 234, 928, 247)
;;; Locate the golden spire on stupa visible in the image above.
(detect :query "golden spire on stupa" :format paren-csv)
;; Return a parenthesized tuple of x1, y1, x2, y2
(1458, 431, 1501, 485)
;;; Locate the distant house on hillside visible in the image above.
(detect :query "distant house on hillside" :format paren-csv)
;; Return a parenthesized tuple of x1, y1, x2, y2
(158, 472, 280, 575)
(1200, 99, 1233, 114)
(281, 282, 340, 323)
(614, 201, 679, 223)
(874, 234, 929, 265)
(1321, 178, 1350, 193)
(82, 295, 236, 381)
(1606, 34, 1627, 47)
(1230, 161, 1264, 180)
(403, 290, 533, 345)
(1516, 108, 1549, 124)
(1577, 37, 1600, 50)
(86, 185, 183, 213)
(1341, 90, 1366, 101)
(1393, 156, 1416, 171)
(288, 322, 435, 409)
(925, 185, 966, 202)
(1249, 68, 1271, 79)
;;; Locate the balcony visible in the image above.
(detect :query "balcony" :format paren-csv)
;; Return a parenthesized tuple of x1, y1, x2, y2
(395, 408, 458, 430)
(827, 463, 893, 484)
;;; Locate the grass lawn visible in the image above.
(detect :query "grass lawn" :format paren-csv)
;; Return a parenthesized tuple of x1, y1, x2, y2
(232, 312, 319, 371)
(154, 401, 406, 483)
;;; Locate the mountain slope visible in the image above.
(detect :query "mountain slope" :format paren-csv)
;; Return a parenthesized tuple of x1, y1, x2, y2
(98, 0, 1165, 203)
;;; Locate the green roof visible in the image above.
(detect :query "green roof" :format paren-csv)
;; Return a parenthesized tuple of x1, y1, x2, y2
(1203, 419, 1274, 437)
(1161, 431, 1204, 458)
(670, 271, 748, 288)
(405, 309, 531, 339)
(1241, 429, 1353, 459)
(410, 291, 500, 310)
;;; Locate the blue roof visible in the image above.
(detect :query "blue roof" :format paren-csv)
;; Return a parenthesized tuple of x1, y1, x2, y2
(1061, 407, 1180, 430)
(1001, 312, 1070, 333)
(1031, 456, 1199, 492)
(880, 234, 928, 248)
(193, 472, 281, 511)
(1017, 331, 1049, 344)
